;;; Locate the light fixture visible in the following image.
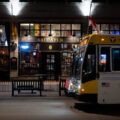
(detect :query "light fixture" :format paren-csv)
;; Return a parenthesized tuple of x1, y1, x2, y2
(76, 0, 98, 16)
(4, 0, 27, 16)
(49, 45, 52, 50)
(49, 33, 52, 36)
(0, 29, 3, 33)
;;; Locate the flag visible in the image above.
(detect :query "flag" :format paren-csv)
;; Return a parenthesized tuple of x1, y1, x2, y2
(89, 17, 99, 34)
(102, 82, 110, 87)
(11, 23, 18, 40)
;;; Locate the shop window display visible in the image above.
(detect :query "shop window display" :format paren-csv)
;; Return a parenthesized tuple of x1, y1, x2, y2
(20, 43, 40, 75)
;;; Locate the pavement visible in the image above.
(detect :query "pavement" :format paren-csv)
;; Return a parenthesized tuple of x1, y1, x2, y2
(0, 92, 120, 120)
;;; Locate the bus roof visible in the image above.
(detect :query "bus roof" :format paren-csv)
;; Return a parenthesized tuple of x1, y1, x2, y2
(81, 34, 120, 46)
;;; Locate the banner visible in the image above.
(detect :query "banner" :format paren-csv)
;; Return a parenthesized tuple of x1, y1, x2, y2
(11, 23, 18, 41)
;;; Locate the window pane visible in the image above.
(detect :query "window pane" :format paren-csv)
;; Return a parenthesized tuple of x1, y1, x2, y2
(82, 45, 96, 83)
(41, 31, 50, 36)
(110, 30, 120, 35)
(101, 24, 109, 30)
(61, 31, 72, 37)
(51, 24, 60, 30)
(51, 31, 60, 37)
(61, 24, 71, 30)
(110, 24, 119, 30)
(20, 43, 40, 75)
(92, 24, 100, 31)
(20, 30, 27, 37)
(112, 48, 120, 71)
(72, 24, 81, 30)
(72, 31, 81, 37)
(99, 47, 110, 72)
(30, 23, 34, 29)
(83, 45, 96, 74)
(20, 23, 29, 29)
(114, 24, 119, 30)
(41, 24, 50, 30)
(102, 31, 109, 34)
(93, 31, 109, 35)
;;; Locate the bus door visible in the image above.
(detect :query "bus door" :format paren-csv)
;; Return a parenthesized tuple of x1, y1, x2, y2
(98, 45, 120, 104)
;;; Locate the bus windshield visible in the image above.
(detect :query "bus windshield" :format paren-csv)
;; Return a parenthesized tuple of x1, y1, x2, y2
(71, 46, 86, 80)
(82, 45, 96, 83)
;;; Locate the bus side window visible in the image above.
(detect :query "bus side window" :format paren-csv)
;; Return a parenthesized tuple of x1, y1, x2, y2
(112, 48, 120, 71)
(99, 47, 110, 72)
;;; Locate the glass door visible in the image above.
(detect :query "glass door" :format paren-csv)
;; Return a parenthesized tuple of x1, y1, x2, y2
(41, 52, 61, 81)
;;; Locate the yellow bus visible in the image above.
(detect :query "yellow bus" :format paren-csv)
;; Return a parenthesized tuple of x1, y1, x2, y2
(70, 34, 120, 104)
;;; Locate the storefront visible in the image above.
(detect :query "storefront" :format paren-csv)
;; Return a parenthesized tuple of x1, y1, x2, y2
(18, 23, 81, 80)
(0, 24, 10, 80)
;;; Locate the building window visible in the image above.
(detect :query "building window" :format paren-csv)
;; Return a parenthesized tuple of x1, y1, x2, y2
(19, 43, 40, 75)
(20, 23, 81, 38)
(92, 24, 120, 35)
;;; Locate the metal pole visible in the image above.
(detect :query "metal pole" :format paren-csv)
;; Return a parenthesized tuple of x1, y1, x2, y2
(87, 1, 92, 35)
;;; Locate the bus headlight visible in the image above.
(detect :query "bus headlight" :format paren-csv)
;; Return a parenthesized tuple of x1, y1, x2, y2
(70, 83, 74, 90)
(78, 85, 81, 89)
(81, 88, 85, 92)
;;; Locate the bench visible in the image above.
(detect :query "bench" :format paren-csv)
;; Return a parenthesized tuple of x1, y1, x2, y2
(12, 79, 42, 96)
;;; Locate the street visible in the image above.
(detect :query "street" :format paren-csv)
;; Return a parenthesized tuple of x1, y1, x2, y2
(0, 95, 120, 120)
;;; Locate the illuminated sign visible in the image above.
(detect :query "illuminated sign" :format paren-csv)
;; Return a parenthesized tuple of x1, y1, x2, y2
(21, 45, 29, 49)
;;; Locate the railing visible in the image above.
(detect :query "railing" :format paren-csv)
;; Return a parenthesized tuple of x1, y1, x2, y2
(0, 81, 11, 92)
(59, 76, 69, 96)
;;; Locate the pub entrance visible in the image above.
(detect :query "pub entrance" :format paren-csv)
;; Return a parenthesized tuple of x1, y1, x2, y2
(41, 52, 61, 92)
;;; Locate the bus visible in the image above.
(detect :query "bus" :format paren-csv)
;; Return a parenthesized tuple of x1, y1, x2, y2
(69, 34, 120, 104)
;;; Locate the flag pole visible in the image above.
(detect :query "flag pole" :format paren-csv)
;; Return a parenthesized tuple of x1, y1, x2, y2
(87, 1, 92, 35)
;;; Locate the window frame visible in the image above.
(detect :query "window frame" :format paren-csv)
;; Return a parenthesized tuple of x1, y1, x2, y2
(99, 45, 120, 72)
